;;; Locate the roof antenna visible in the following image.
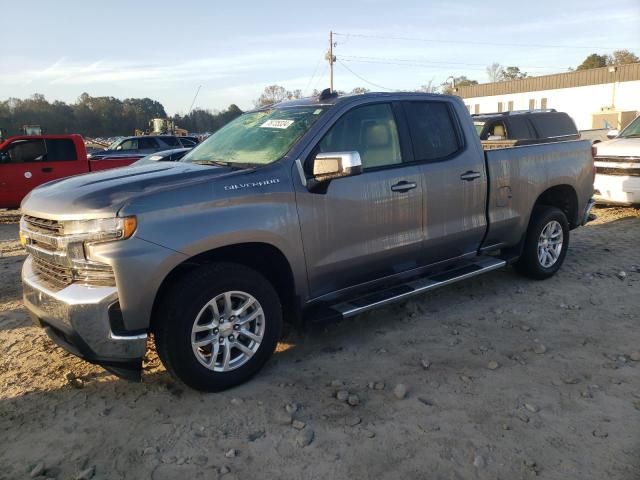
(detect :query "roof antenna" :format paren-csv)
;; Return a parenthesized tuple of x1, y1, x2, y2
(318, 88, 337, 100)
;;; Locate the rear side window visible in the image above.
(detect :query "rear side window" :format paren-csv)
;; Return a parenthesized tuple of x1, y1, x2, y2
(159, 136, 180, 147)
(3, 139, 46, 163)
(45, 139, 77, 161)
(504, 116, 537, 139)
(529, 113, 577, 138)
(403, 102, 461, 161)
(139, 137, 159, 149)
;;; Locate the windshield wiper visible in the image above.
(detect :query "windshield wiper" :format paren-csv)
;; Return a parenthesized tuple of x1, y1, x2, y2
(191, 159, 250, 169)
(620, 134, 640, 138)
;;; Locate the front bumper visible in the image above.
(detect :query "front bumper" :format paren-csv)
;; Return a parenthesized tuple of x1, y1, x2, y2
(22, 256, 147, 380)
(594, 174, 640, 205)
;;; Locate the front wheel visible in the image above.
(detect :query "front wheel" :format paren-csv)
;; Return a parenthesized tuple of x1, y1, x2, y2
(154, 263, 282, 391)
(514, 206, 570, 280)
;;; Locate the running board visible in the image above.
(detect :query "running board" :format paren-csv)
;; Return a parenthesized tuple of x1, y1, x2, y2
(331, 256, 506, 319)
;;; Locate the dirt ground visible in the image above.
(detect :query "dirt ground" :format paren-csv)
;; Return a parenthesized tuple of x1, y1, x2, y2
(1, 207, 639, 480)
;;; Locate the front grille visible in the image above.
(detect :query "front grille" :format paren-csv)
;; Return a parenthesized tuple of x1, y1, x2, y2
(31, 256, 116, 290)
(32, 256, 73, 290)
(22, 215, 62, 234)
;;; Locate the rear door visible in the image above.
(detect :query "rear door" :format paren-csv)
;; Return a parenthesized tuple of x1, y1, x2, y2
(297, 102, 425, 298)
(401, 100, 487, 263)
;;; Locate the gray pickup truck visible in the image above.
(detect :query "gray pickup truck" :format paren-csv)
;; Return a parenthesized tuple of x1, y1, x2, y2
(19, 91, 595, 391)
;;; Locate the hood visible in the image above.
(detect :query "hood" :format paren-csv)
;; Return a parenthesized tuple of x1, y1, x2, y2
(21, 162, 251, 220)
(595, 137, 640, 158)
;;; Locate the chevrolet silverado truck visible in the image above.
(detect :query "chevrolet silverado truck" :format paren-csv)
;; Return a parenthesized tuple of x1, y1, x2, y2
(593, 114, 640, 204)
(19, 91, 595, 391)
(0, 134, 138, 208)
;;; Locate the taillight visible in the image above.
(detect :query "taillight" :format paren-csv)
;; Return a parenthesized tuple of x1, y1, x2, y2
(591, 144, 597, 158)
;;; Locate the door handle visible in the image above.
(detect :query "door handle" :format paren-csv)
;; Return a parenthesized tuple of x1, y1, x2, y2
(41, 167, 53, 173)
(391, 181, 417, 192)
(460, 171, 481, 181)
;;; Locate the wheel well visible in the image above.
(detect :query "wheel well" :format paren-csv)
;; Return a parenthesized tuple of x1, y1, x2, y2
(151, 243, 298, 329)
(534, 185, 579, 228)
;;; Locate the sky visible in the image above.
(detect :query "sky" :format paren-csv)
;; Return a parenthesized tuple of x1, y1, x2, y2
(1, 0, 639, 115)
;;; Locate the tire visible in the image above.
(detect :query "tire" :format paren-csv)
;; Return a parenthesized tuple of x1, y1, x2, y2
(154, 262, 282, 392)
(514, 206, 570, 280)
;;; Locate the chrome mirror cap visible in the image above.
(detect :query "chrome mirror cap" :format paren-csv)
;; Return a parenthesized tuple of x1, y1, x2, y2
(312, 151, 362, 183)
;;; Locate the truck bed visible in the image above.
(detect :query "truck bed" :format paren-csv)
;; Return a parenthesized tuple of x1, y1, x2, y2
(482, 139, 594, 249)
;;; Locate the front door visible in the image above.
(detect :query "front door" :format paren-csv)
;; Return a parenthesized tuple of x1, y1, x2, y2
(0, 137, 83, 208)
(297, 103, 424, 298)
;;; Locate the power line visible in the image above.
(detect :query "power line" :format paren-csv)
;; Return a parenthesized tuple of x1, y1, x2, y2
(339, 54, 566, 71)
(337, 60, 393, 91)
(311, 64, 329, 93)
(303, 56, 324, 95)
(333, 31, 635, 51)
(340, 58, 496, 72)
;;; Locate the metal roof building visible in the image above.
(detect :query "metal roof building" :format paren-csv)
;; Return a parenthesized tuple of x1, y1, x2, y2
(456, 63, 640, 131)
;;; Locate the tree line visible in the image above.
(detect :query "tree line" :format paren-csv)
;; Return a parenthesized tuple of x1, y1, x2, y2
(0, 93, 243, 138)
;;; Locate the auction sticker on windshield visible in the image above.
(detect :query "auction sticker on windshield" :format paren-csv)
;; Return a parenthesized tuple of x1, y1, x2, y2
(260, 119, 294, 129)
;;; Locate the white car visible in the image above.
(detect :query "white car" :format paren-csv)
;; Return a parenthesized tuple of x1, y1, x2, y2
(594, 116, 640, 204)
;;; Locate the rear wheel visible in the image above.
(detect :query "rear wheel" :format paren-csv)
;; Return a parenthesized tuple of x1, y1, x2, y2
(514, 206, 569, 280)
(154, 263, 282, 391)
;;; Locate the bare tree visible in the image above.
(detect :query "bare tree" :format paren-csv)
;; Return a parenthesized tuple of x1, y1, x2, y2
(416, 80, 438, 93)
(254, 85, 290, 107)
(486, 63, 504, 82)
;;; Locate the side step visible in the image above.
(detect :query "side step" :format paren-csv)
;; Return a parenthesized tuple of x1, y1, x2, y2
(330, 256, 506, 319)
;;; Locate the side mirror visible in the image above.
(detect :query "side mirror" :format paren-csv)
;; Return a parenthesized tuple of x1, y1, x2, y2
(115, 145, 123, 151)
(606, 129, 619, 139)
(0, 152, 9, 164)
(312, 151, 362, 183)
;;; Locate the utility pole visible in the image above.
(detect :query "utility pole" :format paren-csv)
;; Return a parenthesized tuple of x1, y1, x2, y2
(325, 31, 336, 92)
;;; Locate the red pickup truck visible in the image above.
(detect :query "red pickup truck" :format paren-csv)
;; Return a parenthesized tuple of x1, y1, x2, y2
(0, 134, 140, 208)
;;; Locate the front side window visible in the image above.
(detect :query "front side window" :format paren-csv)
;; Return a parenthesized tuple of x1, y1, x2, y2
(183, 106, 328, 166)
(118, 139, 137, 150)
(3, 139, 46, 163)
(404, 102, 461, 160)
(317, 103, 402, 169)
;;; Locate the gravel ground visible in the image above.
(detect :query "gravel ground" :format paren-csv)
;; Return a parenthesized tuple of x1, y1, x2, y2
(1, 206, 639, 480)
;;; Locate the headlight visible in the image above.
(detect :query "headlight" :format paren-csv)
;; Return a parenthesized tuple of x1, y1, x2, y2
(61, 216, 137, 242)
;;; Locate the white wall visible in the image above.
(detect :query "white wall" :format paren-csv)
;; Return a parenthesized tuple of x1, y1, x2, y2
(463, 80, 640, 130)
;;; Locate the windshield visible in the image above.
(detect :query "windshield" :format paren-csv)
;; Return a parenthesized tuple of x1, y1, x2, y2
(107, 139, 122, 150)
(182, 106, 328, 166)
(619, 116, 640, 138)
(473, 121, 485, 136)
